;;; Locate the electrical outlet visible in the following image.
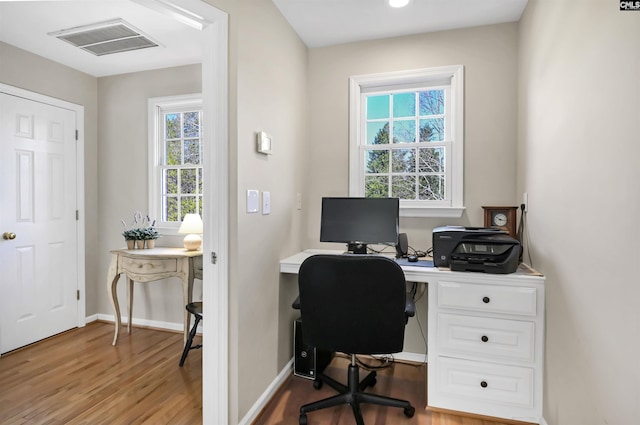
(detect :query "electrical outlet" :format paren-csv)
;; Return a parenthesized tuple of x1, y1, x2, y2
(296, 193, 302, 210)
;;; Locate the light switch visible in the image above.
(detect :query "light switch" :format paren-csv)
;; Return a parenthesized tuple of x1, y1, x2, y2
(262, 191, 271, 215)
(247, 190, 259, 213)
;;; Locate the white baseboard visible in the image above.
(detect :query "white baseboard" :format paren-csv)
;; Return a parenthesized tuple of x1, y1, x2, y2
(92, 314, 202, 333)
(238, 358, 294, 425)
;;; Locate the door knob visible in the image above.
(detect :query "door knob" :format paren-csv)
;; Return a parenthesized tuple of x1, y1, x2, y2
(3, 232, 16, 240)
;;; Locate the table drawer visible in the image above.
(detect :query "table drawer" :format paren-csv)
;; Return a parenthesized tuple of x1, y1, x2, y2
(437, 313, 535, 362)
(193, 255, 203, 280)
(437, 280, 537, 316)
(437, 356, 534, 408)
(120, 257, 178, 275)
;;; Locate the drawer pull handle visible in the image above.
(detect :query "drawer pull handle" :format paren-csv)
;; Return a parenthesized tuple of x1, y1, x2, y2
(480, 381, 488, 388)
(481, 335, 489, 343)
(482, 296, 490, 304)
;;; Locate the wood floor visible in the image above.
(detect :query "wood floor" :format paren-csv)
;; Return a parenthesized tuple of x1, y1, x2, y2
(0, 321, 202, 425)
(253, 355, 515, 425)
(1, 323, 518, 425)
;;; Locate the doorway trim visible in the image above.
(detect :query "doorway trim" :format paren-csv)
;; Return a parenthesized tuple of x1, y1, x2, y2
(0, 82, 86, 335)
(194, 3, 229, 425)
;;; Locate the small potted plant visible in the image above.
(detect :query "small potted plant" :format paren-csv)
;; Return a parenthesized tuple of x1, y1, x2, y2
(143, 226, 159, 249)
(121, 212, 157, 249)
(122, 228, 138, 249)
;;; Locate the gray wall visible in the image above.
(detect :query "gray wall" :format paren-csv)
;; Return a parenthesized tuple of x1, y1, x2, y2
(0, 41, 100, 317)
(305, 23, 519, 354)
(519, 1, 640, 424)
(96, 64, 202, 325)
(224, 0, 308, 420)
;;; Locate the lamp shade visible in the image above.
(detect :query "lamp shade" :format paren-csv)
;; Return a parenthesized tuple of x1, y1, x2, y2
(178, 213, 203, 251)
(178, 213, 203, 234)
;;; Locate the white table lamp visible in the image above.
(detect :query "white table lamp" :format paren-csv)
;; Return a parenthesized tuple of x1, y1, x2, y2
(178, 213, 203, 251)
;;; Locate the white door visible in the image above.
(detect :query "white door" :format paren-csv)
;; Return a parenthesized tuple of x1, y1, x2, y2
(0, 92, 78, 354)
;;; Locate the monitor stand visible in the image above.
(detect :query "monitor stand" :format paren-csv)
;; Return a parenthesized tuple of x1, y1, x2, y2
(347, 242, 368, 254)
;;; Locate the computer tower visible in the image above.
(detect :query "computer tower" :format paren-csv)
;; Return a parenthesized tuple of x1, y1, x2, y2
(293, 318, 334, 380)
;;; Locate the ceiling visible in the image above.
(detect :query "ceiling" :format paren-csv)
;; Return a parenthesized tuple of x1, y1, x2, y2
(0, 0, 528, 78)
(273, 0, 528, 48)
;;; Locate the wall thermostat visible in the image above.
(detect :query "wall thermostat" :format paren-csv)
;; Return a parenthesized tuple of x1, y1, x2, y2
(256, 131, 272, 154)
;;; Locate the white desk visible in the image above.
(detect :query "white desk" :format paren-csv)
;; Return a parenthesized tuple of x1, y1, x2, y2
(280, 249, 545, 424)
(107, 248, 203, 346)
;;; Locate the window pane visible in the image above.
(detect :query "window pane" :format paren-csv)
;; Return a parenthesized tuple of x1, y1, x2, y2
(164, 169, 178, 194)
(183, 111, 200, 137)
(166, 140, 181, 165)
(392, 176, 416, 199)
(181, 169, 197, 194)
(419, 175, 445, 200)
(198, 168, 203, 194)
(367, 121, 389, 145)
(164, 196, 179, 222)
(165, 113, 181, 139)
(419, 118, 444, 142)
(393, 92, 415, 118)
(367, 95, 389, 120)
(365, 150, 389, 173)
(419, 90, 444, 116)
(198, 196, 203, 217)
(419, 147, 445, 173)
(184, 139, 201, 165)
(392, 149, 416, 173)
(181, 197, 197, 217)
(393, 120, 415, 143)
(365, 176, 388, 198)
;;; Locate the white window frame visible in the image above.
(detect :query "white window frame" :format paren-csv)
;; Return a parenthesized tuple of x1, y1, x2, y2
(148, 93, 203, 233)
(349, 65, 465, 218)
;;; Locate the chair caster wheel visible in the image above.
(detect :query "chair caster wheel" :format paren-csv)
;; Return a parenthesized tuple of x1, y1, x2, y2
(299, 413, 308, 425)
(404, 406, 415, 418)
(313, 380, 323, 389)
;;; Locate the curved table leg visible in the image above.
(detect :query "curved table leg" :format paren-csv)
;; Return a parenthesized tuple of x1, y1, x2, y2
(107, 253, 121, 346)
(182, 257, 195, 344)
(127, 277, 134, 334)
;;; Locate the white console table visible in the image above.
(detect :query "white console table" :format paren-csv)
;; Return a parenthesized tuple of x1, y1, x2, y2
(280, 249, 545, 424)
(107, 248, 203, 346)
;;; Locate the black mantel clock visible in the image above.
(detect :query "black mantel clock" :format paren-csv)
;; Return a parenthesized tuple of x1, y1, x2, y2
(482, 206, 518, 239)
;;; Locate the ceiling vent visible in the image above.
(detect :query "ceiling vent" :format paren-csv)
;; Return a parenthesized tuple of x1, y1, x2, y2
(48, 19, 159, 56)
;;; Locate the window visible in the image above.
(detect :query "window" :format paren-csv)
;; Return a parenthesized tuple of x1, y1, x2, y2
(349, 66, 464, 217)
(148, 94, 203, 230)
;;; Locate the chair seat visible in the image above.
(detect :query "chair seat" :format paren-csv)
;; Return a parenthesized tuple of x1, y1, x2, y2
(186, 301, 203, 318)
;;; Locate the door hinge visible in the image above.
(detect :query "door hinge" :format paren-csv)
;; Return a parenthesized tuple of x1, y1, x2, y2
(211, 252, 217, 264)
(75, 129, 79, 140)
(77, 290, 80, 300)
(76, 210, 79, 220)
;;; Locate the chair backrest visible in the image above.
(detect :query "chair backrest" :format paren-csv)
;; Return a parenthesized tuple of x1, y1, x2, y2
(298, 254, 407, 355)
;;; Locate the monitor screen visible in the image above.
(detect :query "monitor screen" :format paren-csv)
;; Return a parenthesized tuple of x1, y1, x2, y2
(320, 197, 399, 250)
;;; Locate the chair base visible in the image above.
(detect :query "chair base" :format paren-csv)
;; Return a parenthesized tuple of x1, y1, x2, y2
(179, 303, 203, 367)
(299, 357, 415, 425)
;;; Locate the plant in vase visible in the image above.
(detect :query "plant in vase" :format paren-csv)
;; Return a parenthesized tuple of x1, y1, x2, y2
(121, 212, 157, 249)
(122, 229, 138, 249)
(143, 226, 159, 248)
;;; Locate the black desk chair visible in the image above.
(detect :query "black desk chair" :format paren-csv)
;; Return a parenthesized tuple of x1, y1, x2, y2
(296, 254, 415, 425)
(179, 301, 202, 366)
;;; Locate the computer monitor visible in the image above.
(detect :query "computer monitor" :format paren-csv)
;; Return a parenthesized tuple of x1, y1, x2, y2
(320, 197, 399, 254)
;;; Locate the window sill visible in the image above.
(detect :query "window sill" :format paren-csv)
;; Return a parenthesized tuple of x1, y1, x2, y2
(400, 206, 465, 218)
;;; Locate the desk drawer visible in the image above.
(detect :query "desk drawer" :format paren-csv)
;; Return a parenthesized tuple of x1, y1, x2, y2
(120, 257, 178, 275)
(437, 356, 534, 408)
(437, 281, 537, 316)
(437, 313, 535, 362)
